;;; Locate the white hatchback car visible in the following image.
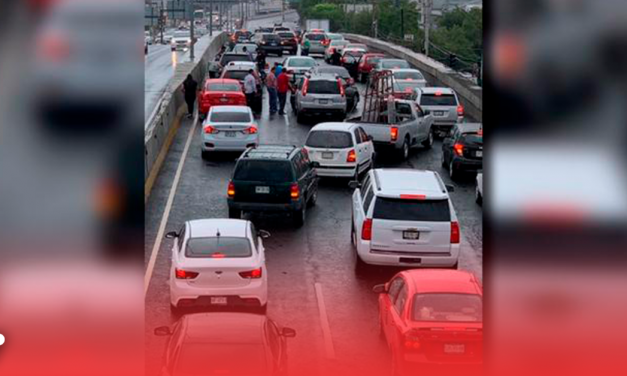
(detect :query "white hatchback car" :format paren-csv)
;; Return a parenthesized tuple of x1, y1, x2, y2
(304, 122, 375, 179)
(350, 169, 460, 268)
(201, 106, 258, 159)
(167, 219, 270, 313)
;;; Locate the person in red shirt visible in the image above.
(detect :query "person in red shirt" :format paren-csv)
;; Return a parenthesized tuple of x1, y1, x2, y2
(276, 68, 294, 116)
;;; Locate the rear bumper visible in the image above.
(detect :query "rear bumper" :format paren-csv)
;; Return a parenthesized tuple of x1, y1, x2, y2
(315, 164, 356, 178)
(452, 157, 482, 173)
(201, 134, 258, 152)
(308, 46, 326, 54)
(299, 107, 346, 117)
(398, 354, 482, 376)
(170, 278, 268, 307)
(357, 241, 460, 267)
(228, 200, 303, 213)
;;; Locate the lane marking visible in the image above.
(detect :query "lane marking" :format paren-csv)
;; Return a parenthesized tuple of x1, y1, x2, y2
(145, 111, 199, 296)
(314, 282, 336, 360)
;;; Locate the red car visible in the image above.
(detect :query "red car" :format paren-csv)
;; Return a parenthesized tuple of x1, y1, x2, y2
(374, 269, 483, 376)
(357, 53, 386, 83)
(198, 79, 246, 119)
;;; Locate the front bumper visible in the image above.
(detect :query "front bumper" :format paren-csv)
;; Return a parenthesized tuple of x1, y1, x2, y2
(171, 278, 267, 307)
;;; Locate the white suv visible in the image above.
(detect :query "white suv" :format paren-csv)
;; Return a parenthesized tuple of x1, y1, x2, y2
(350, 169, 460, 268)
(167, 219, 270, 313)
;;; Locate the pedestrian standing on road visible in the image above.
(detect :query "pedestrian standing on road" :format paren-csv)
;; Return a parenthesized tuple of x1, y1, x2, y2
(242, 46, 253, 62)
(277, 69, 293, 115)
(302, 38, 310, 56)
(182, 74, 198, 119)
(331, 48, 342, 66)
(275, 63, 283, 76)
(266, 67, 278, 115)
(244, 69, 257, 110)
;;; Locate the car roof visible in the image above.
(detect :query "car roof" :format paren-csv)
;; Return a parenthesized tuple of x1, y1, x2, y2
(310, 122, 356, 132)
(314, 66, 349, 75)
(391, 68, 422, 73)
(343, 48, 366, 53)
(183, 313, 265, 344)
(225, 62, 255, 69)
(307, 73, 338, 81)
(456, 123, 482, 133)
(286, 56, 315, 62)
(187, 218, 249, 238)
(243, 145, 298, 160)
(400, 269, 481, 295)
(419, 87, 456, 95)
(372, 169, 448, 199)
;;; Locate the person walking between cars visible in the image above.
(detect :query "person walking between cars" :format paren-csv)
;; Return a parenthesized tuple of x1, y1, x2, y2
(244, 69, 257, 110)
(266, 67, 278, 115)
(301, 38, 310, 56)
(332, 48, 342, 66)
(277, 69, 293, 115)
(182, 74, 198, 119)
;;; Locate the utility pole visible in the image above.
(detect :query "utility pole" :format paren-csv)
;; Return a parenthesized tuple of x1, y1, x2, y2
(190, 6, 195, 61)
(422, 0, 432, 57)
(282, 0, 285, 22)
(209, 0, 213, 36)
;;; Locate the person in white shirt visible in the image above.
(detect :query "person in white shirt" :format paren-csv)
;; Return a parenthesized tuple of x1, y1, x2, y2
(243, 69, 257, 110)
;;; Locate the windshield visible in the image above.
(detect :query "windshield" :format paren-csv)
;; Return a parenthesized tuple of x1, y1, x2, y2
(308, 80, 340, 94)
(262, 34, 281, 41)
(394, 81, 423, 93)
(382, 60, 410, 69)
(234, 44, 257, 53)
(306, 33, 326, 41)
(206, 82, 241, 92)
(278, 32, 295, 38)
(306, 131, 353, 149)
(420, 94, 457, 106)
(174, 32, 190, 38)
(210, 111, 251, 123)
(412, 294, 483, 323)
(331, 40, 349, 47)
(373, 198, 451, 221)
(176, 344, 267, 375)
(367, 56, 383, 64)
(345, 50, 365, 58)
(221, 54, 253, 64)
(327, 34, 343, 40)
(394, 71, 424, 80)
(234, 160, 294, 182)
(288, 58, 315, 68)
(185, 237, 252, 258)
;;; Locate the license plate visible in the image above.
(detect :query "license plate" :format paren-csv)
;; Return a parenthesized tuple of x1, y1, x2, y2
(403, 230, 420, 240)
(220, 98, 229, 103)
(476, 150, 482, 157)
(225, 131, 236, 137)
(321, 152, 333, 159)
(210, 297, 227, 305)
(434, 111, 445, 116)
(444, 344, 465, 354)
(319, 99, 329, 104)
(271, 43, 277, 46)
(255, 186, 270, 194)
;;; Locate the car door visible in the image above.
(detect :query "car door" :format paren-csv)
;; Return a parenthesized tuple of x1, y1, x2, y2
(162, 321, 184, 376)
(354, 180, 375, 242)
(171, 223, 187, 275)
(381, 277, 404, 344)
(357, 127, 374, 165)
(300, 149, 317, 201)
(352, 173, 370, 233)
(352, 128, 367, 173)
(413, 102, 429, 141)
(265, 320, 284, 374)
(442, 127, 458, 164)
(388, 282, 409, 350)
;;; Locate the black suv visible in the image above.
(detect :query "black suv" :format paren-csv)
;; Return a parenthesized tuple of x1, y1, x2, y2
(257, 33, 283, 56)
(227, 145, 319, 227)
(442, 123, 483, 180)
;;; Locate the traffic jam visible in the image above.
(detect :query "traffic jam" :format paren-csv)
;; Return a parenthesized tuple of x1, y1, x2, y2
(146, 18, 483, 376)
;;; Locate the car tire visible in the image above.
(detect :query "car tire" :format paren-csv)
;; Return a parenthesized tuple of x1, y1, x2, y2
(449, 160, 460, 181)
(308, 187, 317, 207)
(201, 151, 210, 160)
(296, 111, 305, 124)
(228, 208, 241, 219)
(278, 51, 283, 57)
(422, 130, 434, 149)
(399, 137, 410, 161)
(476, 188, 483, 206)
(351, 221, 356, 247)
(293, 205, 306, 227)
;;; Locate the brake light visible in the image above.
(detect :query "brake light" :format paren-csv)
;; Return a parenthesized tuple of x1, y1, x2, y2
(244, 126, 257, 134)
(457, 104, 464, 116)
(37, 32, 70, 62)
(204, 125, 218, 134)
(301, 78, 309, 96)
(290, 183, 300, 200)
(338, 79, 345, 97)
(175, 269, 199, 279)
(342, 57, 347, 63)
(361, 218, 372, 241)
(404, 332, 422, 351)
(450, 221, 460, 244)
(347, 149, 356, 163)
(227, 181, 235, 197)
(211, 253, 226, 258)
(453, 143, 464, 156)
(435, 91, 442, 96)
(400, 194, 426, 200)
(239, 268, 263, 279)
(390, 126, 399, 142)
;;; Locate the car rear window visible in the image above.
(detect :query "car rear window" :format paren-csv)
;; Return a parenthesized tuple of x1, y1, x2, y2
(316, 68, 350, 79)
(412, 293, 482, 323)
(394, 81, 422, 93)
(367, 56, 383, 64)
(394, 71, 424, 80)
(331, 40, 349, 47)
(289, 58, 316, 67)
(306, 33, 325, 41)
(234, 160, 294, 182)
(263, 34, 280, 41)
(185, 237, 252, 258)
(306, 131, 353, 149)
(373, 198, 451, 222)
(420, 94, 457, 106)
(206, 83, 241, 92)
(327, 34, 343, 40)
(345, 50, 365, 58)
(210, 111, 251, 123)
(462, 133, 483, 144)
(221, 54, 252, 64)
(223, 70, 249, 81)
(278, 32, 295, 38)
(177, 344, 267, 375)
(308, 80, 340, 94)
(382, 60, 410, 69)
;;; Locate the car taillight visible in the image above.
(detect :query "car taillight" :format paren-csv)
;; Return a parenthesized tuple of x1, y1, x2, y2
(342, 57, 347, 63)
(450, 221, 460, 244)
(227, 181, 235, 197)
(244, 126, 257, 134)
(290, 183, 300, 200)
(346, 149, 356, 163)
(403, 332, 422, 351)
(457, 104, 464, 116)
(239, 268, 262, 279)
(302, 78, 309, 96)
(175, 269, 199, 279)
(37, 32, 70, 62)
(338, 79, 345, 97)
(361, 218, 372, 241)
(204, 125, 218, 134)
(390, 126, 399, 142)
(453, 143, 464, 156)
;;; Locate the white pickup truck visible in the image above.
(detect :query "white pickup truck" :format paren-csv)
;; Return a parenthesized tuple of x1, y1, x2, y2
(348, 98, 434, 160)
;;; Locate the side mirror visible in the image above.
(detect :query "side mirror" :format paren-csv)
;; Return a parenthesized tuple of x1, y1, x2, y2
(348, 180, 361, 190)
(165, 231, 178, 239)
(281, 327, 297, 338)
(368, 135, 374, 141)
(311, 161, 320, 168)
(445, 184, 455, 192)
(373, 284, 387, 294)
(258, 230, 271, 239)
(154, 326, 172, 336)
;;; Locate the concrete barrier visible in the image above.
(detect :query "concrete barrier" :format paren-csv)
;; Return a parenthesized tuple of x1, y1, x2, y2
(343, 34, 482, 122)
(144, 32, 229, 198)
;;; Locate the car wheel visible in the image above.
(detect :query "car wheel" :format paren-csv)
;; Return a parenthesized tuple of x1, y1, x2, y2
(422, 130, 434, 149)
(476, 187, 483, 206)
(308, 187, 317, 207)
(278, 52, 283, 57)
(449, 160, 460, 181)
(296, 111, 305, 123)
(228, 208, 241, 219)
(369, 156, 375, 171)
(351, 221, 356, 247)
(399, 137, 410, 160)
(293, 205, 306, 227)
